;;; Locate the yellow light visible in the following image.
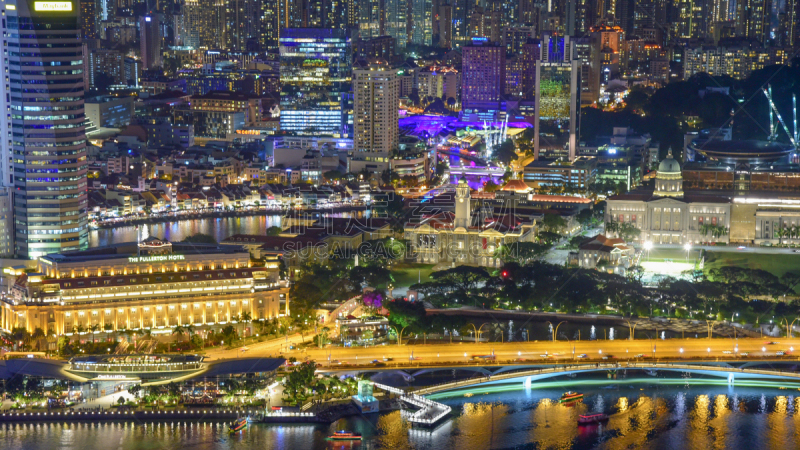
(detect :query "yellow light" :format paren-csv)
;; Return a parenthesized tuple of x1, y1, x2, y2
(6, 5, 15, 9)
(34, 1, 72, 11)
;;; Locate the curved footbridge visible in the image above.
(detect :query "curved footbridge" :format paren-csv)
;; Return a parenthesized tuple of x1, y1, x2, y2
(372, 382, 451, 427)
(412, 362, 800, 396)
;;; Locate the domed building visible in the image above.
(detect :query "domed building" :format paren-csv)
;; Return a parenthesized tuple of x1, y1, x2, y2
(605, 150, 732, 245)
(654, 149, 684, 198)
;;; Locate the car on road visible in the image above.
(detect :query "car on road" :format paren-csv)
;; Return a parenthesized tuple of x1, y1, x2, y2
(371, 359, 380, 364)
(776, 351, 786, 356)
(601, 355, 615, 360)
(331, 359, 342, 365)
(577, 354, 588, 358)
(722, 351, 732, 354)
(740, 352, 749, 356)
(738, 246, 747, 250)
(540, 354, 551, 358)
(634, 354, 646, 358)
(383, 357, 394, 362)
(765, 341, 779, 345)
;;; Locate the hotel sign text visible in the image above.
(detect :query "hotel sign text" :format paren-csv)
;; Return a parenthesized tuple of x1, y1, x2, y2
(128, 255, 186, 263)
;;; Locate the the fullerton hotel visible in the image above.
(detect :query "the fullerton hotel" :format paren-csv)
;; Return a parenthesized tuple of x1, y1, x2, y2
(0, 237, 289, 336)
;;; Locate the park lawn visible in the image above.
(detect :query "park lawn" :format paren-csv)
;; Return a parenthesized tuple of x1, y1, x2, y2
(389, 263, 436, 288)
(641, 247, 699, 263)
(703, 251, 800, 279)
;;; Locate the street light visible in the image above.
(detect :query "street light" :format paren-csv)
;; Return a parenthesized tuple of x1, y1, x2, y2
(679, 348, 684, 358)
(683, 242, 691, 261)
(643, 241, 653, 261)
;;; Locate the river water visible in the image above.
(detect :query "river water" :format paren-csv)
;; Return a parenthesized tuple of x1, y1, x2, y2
(4, 376, 800, 449)
(88, 215, 285, 248)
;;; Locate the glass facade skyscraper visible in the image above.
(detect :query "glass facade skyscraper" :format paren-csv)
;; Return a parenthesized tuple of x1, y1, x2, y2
(2, 0, 89, 258)
(279, 28, 351, 137)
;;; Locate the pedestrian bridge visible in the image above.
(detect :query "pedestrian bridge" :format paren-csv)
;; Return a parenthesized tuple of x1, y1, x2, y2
(412, 362, 800, 396)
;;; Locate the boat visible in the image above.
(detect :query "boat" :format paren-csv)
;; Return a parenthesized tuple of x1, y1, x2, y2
(326, 430, 363, 441)
(578, 413, 609, 425)
(559, 392, 584, 403)
(228, 417, 247, 434)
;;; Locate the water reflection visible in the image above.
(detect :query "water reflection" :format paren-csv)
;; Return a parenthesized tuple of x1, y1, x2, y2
(6, 382, 800, 449)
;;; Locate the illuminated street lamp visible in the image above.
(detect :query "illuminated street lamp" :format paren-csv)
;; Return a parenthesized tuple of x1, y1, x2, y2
(679, 348, 684, 358)
(684, 242, 692, 261)
(643, 241, 653, 261)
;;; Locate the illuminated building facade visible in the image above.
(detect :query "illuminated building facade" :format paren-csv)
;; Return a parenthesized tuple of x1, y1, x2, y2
(534, 34, 581, 161)
(0, 238, 288, 335)
(3, 0, 89, 259)
(351, 62, 398, 173)
(279, 28, 351, 137)
(461, 38, 505, 110)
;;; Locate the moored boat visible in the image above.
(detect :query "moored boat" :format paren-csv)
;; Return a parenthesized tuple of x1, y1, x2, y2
(326, 430, 363, 441)
(559, 391, 584, 403)
(228, 417, 247, 434)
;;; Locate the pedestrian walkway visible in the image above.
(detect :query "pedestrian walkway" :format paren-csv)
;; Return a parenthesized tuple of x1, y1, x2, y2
(372, 382, 450, 426)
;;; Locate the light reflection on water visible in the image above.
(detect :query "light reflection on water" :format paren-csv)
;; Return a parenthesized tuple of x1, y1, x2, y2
(5, 380, 800, 449)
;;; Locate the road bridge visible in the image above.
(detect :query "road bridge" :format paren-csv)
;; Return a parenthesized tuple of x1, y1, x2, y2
(411, 362, 800, 396)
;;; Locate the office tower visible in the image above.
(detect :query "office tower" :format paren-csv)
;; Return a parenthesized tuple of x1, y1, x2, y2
(386, 0, 408, 48)
(80, 0, 98, 39)
(2, 0, 88, 258)
(352, 62, 399, 172)
(437, 1, 453, 48)
(224, 0, 269, 50)
(412, 0, 433, 45)
(534, 34, 581, 161)
(89, 49, 126, 87)
(140, 15, 163, 69)
(279, 28, 351, 137)
(182, 0, 201, 48)
(359, 0, 382, 38)
(461, 38, 505, 110)
(451, 0, 469, 47)
(520, 39, 540, 100)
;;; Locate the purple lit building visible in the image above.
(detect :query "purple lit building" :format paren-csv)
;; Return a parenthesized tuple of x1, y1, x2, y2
(461, 38, 506, 111)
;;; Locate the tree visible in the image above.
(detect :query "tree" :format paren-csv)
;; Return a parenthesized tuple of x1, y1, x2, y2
(267, 226, 282, 236)
(576, 209, 595, 229)
(492, 139, 518, 165)
(542, 213, 567, 233)
(171, 325, 186, 351)
(181, 234, 217, 244)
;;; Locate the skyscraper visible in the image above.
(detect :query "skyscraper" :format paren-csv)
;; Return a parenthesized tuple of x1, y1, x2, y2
(351, 61, 399, 173)
(386, 0, 408, 48)
(139, 14, 163, 69)
(534, 34, 581, 161)
(79, 0, 98, 39)
(2, 0, 88, 257)
(359, 0, 382, 38)
(279, 28, 351, 137)
(412, 0, 433, 45)
(461, 38, 505, 110)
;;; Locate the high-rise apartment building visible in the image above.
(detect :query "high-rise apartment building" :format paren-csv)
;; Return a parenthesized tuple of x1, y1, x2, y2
(2, 0, 89, 257)
(350, 62, 399, 173)
(279, 28, 351, 137)
(461, 38, 505, 110)
(79, 0, 98, 39)
(534, 34, 581, 161)
(140, 14, 163, 69)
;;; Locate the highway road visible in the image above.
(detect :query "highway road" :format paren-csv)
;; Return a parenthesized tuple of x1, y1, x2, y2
(285, 337, 800, 368)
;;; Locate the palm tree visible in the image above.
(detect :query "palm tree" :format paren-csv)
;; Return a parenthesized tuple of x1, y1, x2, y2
(171, 325, 186, 352)
(31, 327, 45, 351)
(74, 324, 86, 335)
(240, 312, 252, 340)
(89, 324, 100, 343)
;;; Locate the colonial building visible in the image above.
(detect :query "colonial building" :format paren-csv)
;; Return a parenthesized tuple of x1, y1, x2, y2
(0, 238, 289, 336)
(569, 234, 635, 273)
(606, 150, 732, 245)
(404, 178, 538, 267)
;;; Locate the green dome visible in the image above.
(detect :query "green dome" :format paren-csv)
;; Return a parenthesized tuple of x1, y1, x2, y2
(658, 149, 681, 174)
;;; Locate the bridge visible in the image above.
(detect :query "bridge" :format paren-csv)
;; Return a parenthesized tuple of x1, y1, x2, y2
(437, 149, 490, 166)
(403, 362, 800, 395)
(372, 382, 451, 427)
